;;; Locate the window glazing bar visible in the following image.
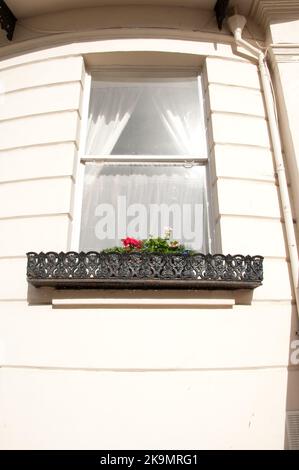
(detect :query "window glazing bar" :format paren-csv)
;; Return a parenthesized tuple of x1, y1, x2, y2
(81, 156, 208, 165)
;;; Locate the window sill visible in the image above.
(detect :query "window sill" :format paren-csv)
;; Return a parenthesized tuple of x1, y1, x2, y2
(52, 297, 236, 308)
(27, 252, 263, 290)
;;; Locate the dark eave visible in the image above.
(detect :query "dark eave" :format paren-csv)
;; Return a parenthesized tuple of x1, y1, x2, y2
(0, 0, 17, 40)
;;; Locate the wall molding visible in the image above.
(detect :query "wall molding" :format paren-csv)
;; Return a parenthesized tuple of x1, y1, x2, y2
(0, 26, 263, 72)
(251, 0, 299, 30)
(269, 45, 299, 63)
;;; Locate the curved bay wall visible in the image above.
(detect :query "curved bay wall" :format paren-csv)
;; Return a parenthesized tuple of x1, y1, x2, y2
(0, 7, 297, 448)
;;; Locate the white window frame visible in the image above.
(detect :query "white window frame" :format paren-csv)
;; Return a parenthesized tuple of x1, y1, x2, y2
(71, 67, 214, 253)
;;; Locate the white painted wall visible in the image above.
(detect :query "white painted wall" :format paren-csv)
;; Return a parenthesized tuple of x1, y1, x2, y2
(0, 4, 298, 450)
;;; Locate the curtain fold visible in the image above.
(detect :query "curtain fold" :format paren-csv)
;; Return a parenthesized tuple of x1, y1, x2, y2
(86, 86, 141, 155)
(151, 87, 203, 155)
(85, 77, 206, 156)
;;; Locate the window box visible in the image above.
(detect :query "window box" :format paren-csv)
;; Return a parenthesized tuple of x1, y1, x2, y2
(27, 252, 263, 290)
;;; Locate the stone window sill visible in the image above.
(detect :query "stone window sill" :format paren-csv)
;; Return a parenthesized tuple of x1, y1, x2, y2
(52, 297, 236, 308)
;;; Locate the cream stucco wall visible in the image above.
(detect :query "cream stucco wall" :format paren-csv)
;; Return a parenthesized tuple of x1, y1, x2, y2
(267, 25, 299, 244)
(0, 4, 298, 450)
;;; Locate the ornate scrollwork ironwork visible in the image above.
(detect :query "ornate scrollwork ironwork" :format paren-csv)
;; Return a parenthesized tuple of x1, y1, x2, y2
(26, 252, 263, 289)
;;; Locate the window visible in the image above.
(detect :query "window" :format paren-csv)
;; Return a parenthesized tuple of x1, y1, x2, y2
(77, 70, 211, 253)
(27, 64, 263, 291)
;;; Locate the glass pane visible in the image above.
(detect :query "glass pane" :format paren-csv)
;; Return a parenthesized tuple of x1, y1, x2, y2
(86, 76, 206, 156)
(79, 163, 208, 252)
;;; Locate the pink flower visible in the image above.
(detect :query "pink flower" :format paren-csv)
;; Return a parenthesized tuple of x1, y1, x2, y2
(122, 237, 143, 249)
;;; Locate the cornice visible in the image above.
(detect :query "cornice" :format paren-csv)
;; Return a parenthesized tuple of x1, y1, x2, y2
(251, 1, 299, 30)
(0, 27, 237, 66)
(269, 45, 299, 63)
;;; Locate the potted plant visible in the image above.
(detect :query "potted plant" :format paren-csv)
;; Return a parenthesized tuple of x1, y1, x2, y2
(102, 228, 194, 255)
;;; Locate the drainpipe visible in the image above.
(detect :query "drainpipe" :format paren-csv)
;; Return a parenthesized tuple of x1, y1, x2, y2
(227, 14, 299, 332)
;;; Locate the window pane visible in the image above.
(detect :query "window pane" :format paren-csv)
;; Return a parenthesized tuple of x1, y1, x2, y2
(79, 163, 208, 252)
(86, 76, 206, 156)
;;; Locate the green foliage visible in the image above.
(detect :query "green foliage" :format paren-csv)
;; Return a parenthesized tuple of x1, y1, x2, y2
(102, 246, 129, 254)
(141, 237, 184, 253)
(101, 235, 194, 254)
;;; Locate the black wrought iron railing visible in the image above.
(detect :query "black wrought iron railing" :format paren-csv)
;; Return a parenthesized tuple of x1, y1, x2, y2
(26, 252, 263, 289)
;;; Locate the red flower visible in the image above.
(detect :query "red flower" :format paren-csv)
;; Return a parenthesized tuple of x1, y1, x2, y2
(122, 237, 143, 249)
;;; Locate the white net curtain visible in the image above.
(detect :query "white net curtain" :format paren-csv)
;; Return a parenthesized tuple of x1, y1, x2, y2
(85, 76, 207, 156)
(81, 74, 209, 252)
(80, 163, 208, 252)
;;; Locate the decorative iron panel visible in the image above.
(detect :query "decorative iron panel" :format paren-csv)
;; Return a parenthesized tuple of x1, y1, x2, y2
(27, 252, 263, 290)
